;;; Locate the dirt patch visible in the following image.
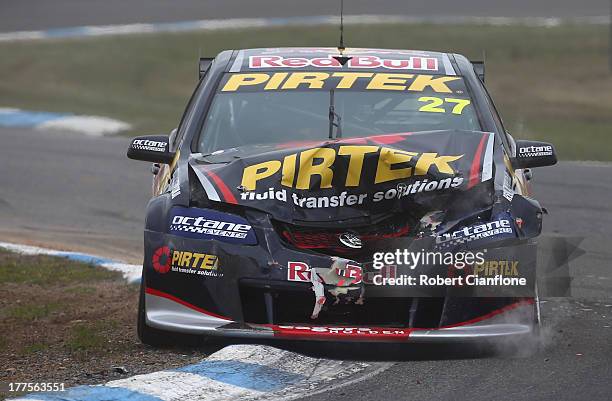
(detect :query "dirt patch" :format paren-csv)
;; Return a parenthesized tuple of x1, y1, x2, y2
(0, 250, 214, 399)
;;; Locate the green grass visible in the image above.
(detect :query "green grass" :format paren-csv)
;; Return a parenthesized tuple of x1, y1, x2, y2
(67, 321, 117, 352)
(68, 324, 104, 351)
(6, 303, 61, 321)
(0, 250, 136, 364)
(0, 23, 610, 160)
(0, 250, 121, 285)
(65, 286, 97, 295)
(21, 342, 50, 354)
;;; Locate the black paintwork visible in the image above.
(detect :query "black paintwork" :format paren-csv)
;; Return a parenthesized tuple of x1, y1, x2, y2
(137, 47, 545, 333)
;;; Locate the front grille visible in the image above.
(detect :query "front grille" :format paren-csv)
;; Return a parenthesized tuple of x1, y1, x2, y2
(239, 279, 446, 328)
(275, 215, 414, 257)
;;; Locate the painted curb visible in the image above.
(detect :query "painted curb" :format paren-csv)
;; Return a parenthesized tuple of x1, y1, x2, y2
(0, 14, 607, 42)
(0, 108, 130, 136)
(0, 241, 141, 282)
(8, 345, 391, 401)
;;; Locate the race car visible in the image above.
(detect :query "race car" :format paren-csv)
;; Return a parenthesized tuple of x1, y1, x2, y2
(127, 47, 557, 345)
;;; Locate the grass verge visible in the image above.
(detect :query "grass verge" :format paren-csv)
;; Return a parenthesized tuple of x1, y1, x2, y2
(6, 302, 61, 321)
(0, 23, 610, 160)
(0, 251, 117, 285)
(0, 249, 210, 399)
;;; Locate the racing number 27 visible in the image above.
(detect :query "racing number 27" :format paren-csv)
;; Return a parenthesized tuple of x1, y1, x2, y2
(418, 97, 471, 115)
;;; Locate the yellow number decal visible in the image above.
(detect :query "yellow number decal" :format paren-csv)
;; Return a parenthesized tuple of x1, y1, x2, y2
(418, 97, 472, 114)
(444, 98, 471, 114)
(418, 97, 445, 113)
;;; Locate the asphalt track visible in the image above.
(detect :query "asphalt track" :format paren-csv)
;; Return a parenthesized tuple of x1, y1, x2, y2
(0, 127, 150, 263)
(1, 126, 612, 400)
(0, 0, 609, 32)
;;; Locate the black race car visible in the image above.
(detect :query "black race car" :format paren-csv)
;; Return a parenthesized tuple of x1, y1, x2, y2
(128, 47, 556, 345)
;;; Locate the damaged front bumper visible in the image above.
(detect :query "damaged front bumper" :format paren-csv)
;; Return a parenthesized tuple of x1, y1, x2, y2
(145, 288, 535, 342)
(143, 212, 538, 343)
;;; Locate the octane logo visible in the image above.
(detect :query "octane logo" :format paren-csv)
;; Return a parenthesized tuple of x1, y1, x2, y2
(131, 139, 166, 152)
(435, 219, 513, 246)
(518, 145, 553, 157)
(152, 246, 171, 274)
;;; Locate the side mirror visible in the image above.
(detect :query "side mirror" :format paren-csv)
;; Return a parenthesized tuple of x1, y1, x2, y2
(512, 140, 557, 169)
(127, 135, 175, 164)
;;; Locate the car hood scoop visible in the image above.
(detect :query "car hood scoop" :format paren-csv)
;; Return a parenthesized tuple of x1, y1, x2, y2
(190, 130, 496, 223)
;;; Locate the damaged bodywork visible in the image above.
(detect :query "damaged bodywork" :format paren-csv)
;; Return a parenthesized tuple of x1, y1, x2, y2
(128, 47, 557, 345)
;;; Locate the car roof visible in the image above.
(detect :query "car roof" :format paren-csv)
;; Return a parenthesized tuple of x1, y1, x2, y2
(226, 47, 460, 76)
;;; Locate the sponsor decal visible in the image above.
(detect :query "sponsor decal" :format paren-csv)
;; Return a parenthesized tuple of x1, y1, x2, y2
(248, 55, 438, 71)
(473, 260, 520, 277)
(518, 145, 553, 158)
(221, 72, 460, 93)
(287, 261, 362, 284)
(152, 246, 171, 273)
(240, 145, 463, 191)
(131, 138, 166, 152)
(203, 130, 491, 221)
(274, 325, 409, 338)
(169, 206, 257, 245)
(436, 217, 515, 248)
(239, 178, 465, 210)
(287, 261, 310, 282)
(374, 177, 464, 201)
(335, 263, 364, 285)
(152, 246, 221, 277)
(255, 48, 432, 56)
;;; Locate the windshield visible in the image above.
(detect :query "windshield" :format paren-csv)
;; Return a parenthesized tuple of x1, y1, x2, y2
(197, 71, 481, 154)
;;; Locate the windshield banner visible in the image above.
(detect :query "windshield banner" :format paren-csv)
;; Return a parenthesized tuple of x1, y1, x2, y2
(220, 72, 462, 94)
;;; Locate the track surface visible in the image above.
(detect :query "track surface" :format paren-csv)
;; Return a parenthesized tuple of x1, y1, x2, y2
(0, 0, 609, 32)
(0, 127, 150, 263)
(1, 126, 611, 400)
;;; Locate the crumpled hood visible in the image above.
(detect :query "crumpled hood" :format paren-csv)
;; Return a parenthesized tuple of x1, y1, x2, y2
(190, 130, 496, 223)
